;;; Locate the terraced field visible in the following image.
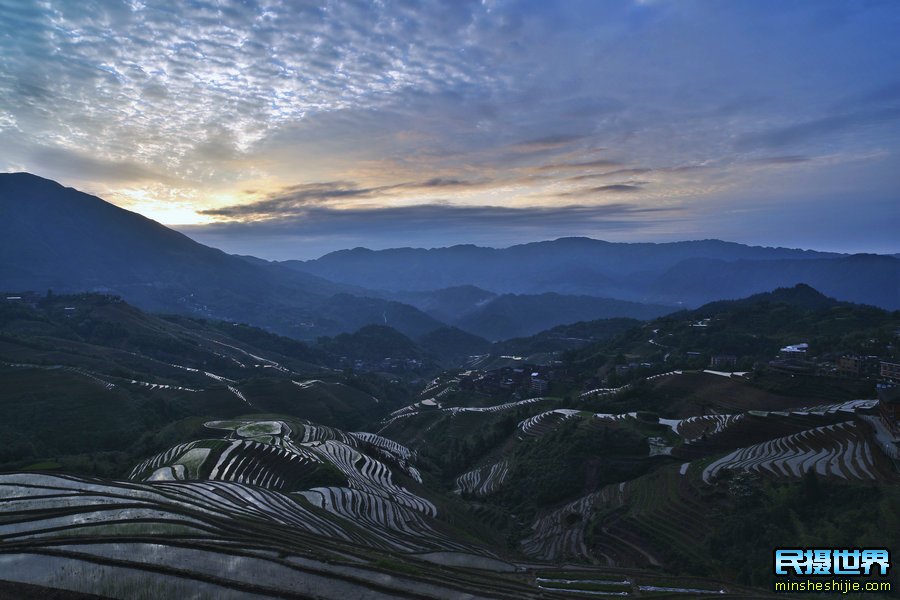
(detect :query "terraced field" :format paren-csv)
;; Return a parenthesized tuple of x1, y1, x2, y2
(521, 406, 897, 576)
(532, 570, 746, 598)
(761, 398, 878, 417)
(378, 396, 556, 431)
(296, 486, 462, 552)
(1, 414, 558, 597)
(661, 413, 747, 442)
(592, 411, 639, 423)
(4, 387, 852, 598)
(517, 409, 582, 438)
(307, 439, 435, 517)
(350, 431, 415, 461)
(522, 487, 617, 561)
(121, 427, 431, 562)
(0, 473, 550, 599)
(455, 461, 510, 497)
(2, 468, 768, 598)
(522, 464, 714, 572)
(349, 431, 423, 483)
(655, 399, 881, 462)
(701, 420, 883, 482)
(131, 420, 434, 522)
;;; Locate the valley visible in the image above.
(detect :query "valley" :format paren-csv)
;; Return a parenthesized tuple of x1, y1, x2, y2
(1, 176, 898, 598)
(3, 1, 899, 597)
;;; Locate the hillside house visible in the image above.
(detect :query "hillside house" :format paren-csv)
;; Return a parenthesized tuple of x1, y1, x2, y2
(838, 355, 863, 377)
(709, 355, 737, 369)
(3, 291, 40, 308)
(779, 343, 808, 358)
(528, 372, 549, 396)
(877, 384, 900, 437)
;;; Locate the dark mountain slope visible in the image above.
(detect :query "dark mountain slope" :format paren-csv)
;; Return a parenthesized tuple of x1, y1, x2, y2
(316, 324, 424, 364)
(454, 292, 673, 340)
(386, 285, 498, 322)
(491, 317, 641, 357)
(696, 282, 844, 313)
(0, 293, 406, 474)
(0, 173, 278, 298)
(0, 173, 440, 338)
(566, 284, 900, 378)
(418, 326, 492, 365)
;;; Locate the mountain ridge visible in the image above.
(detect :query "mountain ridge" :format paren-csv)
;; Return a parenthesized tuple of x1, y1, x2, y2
(4, 172, 896, 347)
(280, 235, 897, 309)
(0, 172, 444, 339)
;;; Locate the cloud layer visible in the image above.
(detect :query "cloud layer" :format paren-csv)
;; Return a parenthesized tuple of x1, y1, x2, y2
(1, 0, 898, 256)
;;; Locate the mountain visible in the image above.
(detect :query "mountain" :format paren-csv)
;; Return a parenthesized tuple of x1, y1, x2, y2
(697, 282, 844, 313)
(453, 292, 672, 340)
(316, 324, 425, 364)
(566, 284, 900, 379)
(417, 326, 492, 365)
(491, 317, 641, 358)
(0, 293, 407, 475)
(378, 285, 668, 341)
(2, 285, 897, 598)
(283, 237, 899, 309)
(305, 293, 443, 339)
(649, 255, 900, 309)
(0, 173, 441, 338)
(385, 285, 498, 322)
(283, 237, 837, 290)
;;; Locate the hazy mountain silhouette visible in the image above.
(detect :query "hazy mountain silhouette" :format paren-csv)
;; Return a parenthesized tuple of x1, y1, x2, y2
(384, 285, 498, 322)
(4, 173, 895, 347)
(453, 292, 671, 340)
(648, 255, 899, 309)
(282, 237, 897, 309)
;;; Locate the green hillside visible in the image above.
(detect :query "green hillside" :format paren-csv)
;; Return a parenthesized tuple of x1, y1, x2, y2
(1, 285, 897, 598)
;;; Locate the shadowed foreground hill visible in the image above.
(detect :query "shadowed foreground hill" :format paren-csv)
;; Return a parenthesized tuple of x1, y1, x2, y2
(0, 293, 406, 475)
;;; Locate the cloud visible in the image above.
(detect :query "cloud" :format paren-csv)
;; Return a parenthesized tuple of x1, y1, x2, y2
(200, 182, 386, 217)
(557, 183, 647, 198)
(505, 134, 589, 153)
(0, 0, 501, 185)
(2, 0, 899, 255)
(201, 177, 494, 219)
(586, 184, 644, 193)
(568, 168, 655, 181)
(736, 107, 900, 151)
(411, 177, 476, 188)
(748, 155, 811, 165)
(200, 202, 676, 233)
(179, 201, 683, 259)
(533, 159, 624, 173)
(28, 145, 172, 184)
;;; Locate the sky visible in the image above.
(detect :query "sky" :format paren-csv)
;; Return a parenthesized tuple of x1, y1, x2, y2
(1, 0, 899, 260)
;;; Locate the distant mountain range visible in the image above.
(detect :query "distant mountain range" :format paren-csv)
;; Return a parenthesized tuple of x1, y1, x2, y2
(2, 173, 897, 346)
(284, 237, 899, 310)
